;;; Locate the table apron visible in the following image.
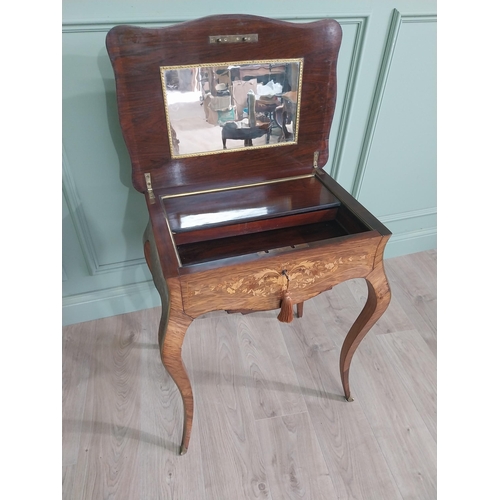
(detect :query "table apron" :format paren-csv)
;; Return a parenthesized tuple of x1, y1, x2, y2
(180, 236, 380, 318)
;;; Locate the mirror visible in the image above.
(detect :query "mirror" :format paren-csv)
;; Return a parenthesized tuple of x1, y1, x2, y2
(160, 59, 303, 158)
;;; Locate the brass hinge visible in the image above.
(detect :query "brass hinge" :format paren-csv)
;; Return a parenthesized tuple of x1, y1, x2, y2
(209, 34, 258, 44)
(313, 151, 319, 168)
(145, 173, 155, 204)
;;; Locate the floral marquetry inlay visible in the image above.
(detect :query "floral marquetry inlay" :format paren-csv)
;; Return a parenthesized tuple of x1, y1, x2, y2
(190, 255, 367, 298)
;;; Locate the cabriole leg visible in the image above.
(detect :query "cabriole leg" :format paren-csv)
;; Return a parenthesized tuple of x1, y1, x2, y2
(160, 279, 194, 455)
(339, 264, 391, 402)
(144, 224, 195, 455)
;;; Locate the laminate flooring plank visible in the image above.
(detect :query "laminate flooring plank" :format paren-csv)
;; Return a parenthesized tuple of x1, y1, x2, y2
(237, 311, 308, 420)
(412, 250, 437, 283)
(376, 330, 437, 441)
(62, 465, 75, 500)
(62, 320, 94, 466)
(290, 251, 436, 499)
(280, 296, 403, 500)
(397, 253, 436, 315)
(314, 277, 405, 342)
(351, 334, 437, 499)
(384, 254, 437, 355)
(188, 313, 271, 500)
(282, 291, 346, 399)
(307, 280, 366, 349)
(314, 256, 437, 498)
(255, 412, 339, 500)
(346, 277, 416, 335)
(137, 307, 207, 500)
(66, 312, 144, 500)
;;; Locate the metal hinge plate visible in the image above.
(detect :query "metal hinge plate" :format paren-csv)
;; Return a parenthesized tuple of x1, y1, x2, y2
(209, 34, 258, 44)
(313, 151, 319, 168)
(145, 173, 155, 204)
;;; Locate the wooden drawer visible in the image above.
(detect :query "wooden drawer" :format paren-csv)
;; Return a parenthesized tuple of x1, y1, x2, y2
(180, 233, 379, 317)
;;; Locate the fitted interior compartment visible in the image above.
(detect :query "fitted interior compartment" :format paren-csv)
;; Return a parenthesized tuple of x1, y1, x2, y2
(162, 176, 340, 238)
(176, 204, 371, 266)
(160, 176, 371, 266)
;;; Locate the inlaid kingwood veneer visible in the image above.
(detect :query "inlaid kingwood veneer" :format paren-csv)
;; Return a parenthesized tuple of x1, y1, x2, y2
(107, 14, 391, 455)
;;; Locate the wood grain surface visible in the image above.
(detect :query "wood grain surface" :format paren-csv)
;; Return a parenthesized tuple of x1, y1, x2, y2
(181, 234, 379, 317)
(255, 411, 340, 499)
(62, 250, 436, 500)
(137, 309, 207, 499)
(189, 314, 271, 499)
(237, 313, 308, 420)
(106, 16, 342, 193)
(279, 294, 403, 500)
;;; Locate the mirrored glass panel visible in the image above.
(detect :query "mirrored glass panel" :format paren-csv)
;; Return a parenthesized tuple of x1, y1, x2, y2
(160, 59, 303, 158)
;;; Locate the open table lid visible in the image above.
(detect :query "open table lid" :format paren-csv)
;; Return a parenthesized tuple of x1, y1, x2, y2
(106, 14, 342, 195)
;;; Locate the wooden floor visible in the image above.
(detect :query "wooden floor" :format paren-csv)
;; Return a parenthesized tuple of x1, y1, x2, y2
(62, 250, 436, 500)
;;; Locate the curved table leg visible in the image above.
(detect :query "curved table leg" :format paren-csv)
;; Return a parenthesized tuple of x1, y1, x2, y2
(144, 226, 195, 455)
(160, 279, 194, 455)
(339, 263, 391, 402)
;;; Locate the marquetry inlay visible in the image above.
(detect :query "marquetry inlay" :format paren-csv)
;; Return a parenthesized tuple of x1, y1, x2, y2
(190, 255, 367, 298)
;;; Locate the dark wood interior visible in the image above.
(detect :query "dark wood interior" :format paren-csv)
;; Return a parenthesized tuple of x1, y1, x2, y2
(176, 213, 370, 266)
(162, 176, 340, 234)
(163, 177, 371, 266)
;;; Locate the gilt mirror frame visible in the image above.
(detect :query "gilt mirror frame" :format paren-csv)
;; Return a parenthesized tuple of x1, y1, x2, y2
(160, 58, 304, 159)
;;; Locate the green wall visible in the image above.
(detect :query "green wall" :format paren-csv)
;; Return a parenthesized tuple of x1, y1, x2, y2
(62, 0, 437, 325)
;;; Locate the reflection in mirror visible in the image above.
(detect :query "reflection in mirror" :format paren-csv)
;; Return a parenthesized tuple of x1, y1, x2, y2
(160, 59, 303, 158)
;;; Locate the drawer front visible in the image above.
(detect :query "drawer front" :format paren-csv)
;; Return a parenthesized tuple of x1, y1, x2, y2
(181, 236, 380, 317)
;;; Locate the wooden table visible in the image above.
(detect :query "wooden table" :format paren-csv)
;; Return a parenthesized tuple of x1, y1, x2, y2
(106, 14, 391, 455)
